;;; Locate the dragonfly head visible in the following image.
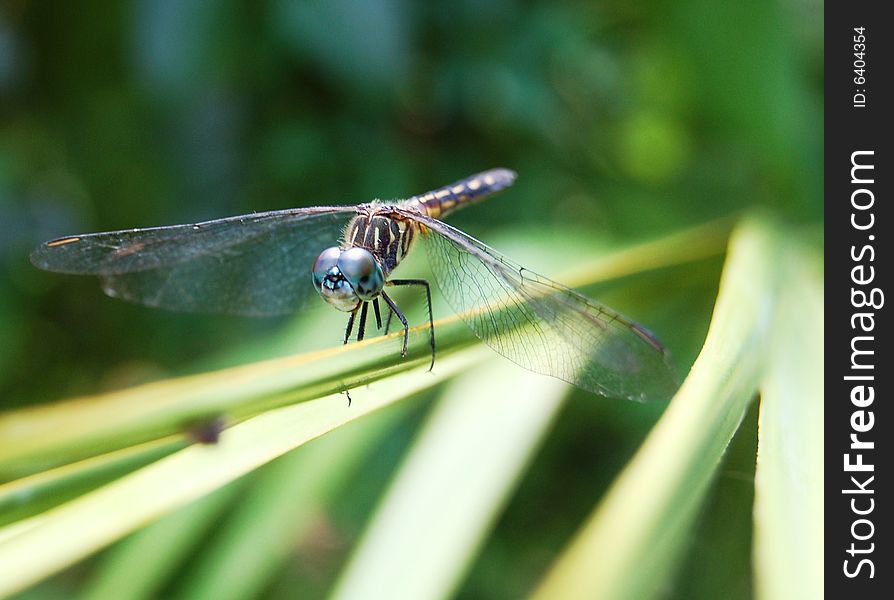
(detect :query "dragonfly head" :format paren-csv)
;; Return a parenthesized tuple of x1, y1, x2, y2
(312, 246, 385, 311)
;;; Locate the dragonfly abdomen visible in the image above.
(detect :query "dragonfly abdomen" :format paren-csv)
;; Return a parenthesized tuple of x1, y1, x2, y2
(406, 168, 517, 219)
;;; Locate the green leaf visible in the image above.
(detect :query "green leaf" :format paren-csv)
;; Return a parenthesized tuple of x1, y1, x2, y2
(0, 313, 474, 478)
(175, 401, 410, 600)
(0, 440, 183, 527)
(753, 241, 823, 600)
(0, 348, 487, 599)
(530, 217, 780, 600)
(80, 482, 245, 600)
(331, 359, 568, 600)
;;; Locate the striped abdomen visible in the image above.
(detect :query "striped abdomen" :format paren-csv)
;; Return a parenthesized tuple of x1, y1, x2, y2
(405, 168, 517, 220)
(342, 168, 517, 274)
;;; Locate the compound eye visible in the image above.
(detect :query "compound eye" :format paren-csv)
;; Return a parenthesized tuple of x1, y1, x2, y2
(312, 247, 342, 285)
(338, 247, 384, 301)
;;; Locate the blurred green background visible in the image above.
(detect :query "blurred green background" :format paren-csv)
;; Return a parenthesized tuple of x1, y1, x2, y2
(1, 0, 821, 598)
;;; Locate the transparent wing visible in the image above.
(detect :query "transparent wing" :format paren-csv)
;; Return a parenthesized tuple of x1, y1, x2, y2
(397, 210, 678, 401)
(31, 206, 357, 316)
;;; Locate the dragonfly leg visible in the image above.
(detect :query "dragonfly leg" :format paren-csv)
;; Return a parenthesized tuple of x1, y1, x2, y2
(341, 308, 358, 407)
(380, 291, 409, 357)
(372, 298, 383, 330)
(387, 279, 436, 371)
(357, 302, 369, 341)
(383, 304, 394, 335)
(343, 308, 357, 345)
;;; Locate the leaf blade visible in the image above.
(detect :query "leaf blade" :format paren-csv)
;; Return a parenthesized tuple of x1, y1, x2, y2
(530, 217, 778, 600)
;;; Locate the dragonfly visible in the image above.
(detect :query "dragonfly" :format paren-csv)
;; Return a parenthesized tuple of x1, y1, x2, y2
(31, 169, 677, 401)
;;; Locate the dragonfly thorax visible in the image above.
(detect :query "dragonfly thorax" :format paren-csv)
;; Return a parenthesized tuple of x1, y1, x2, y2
(343, 209, 417, 275)
(312, 246, 385, 312)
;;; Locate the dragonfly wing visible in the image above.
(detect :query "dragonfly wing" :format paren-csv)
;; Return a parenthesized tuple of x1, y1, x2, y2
(399, 211, 678, 401)
(31, 206, 357, 316)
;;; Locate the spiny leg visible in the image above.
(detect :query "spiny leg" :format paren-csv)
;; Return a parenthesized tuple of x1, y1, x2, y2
(343, 308, 358, 345)
(387, 279, 436, 371)
(383, 305, 394, 335)
(342, 306, 364, 407)
(357, 302, 369, 342)
(372, 298, 383, 330)
(380, 291, 409, 357)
